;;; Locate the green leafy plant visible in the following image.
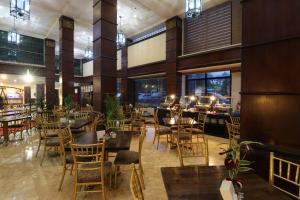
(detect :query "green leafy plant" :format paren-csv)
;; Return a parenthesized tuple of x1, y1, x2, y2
(64, 95, 75, 110)
(104, 94, 123, 120)
(219, 141, 263, 188)
(35, 95, 44, 110)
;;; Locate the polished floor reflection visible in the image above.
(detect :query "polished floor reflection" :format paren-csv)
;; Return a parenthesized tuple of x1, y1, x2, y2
(0, 127, 226, 200)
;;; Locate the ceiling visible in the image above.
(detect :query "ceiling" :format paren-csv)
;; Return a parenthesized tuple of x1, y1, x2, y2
(0, 0, 228, 58)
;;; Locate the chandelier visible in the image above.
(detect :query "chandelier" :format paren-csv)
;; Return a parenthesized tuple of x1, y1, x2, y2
(185, 0, 203, 18)
(116, 16, 126, 48)
(8, 19, 20, 45)
(84, 37, 93, 59)
(10, 0, 31, 20)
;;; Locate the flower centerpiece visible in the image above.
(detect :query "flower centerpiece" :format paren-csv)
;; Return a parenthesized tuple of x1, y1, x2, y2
(64, 95, 76, 120)
(219, 141, 263, 189)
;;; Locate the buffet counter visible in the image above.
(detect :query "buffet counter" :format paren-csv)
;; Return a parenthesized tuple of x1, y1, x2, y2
(157, 108, 231, 138)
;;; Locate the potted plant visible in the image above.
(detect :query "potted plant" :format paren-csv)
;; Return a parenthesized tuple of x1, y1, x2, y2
(35, 95, 45, 111)
(104, 94, 124, 133)
(219, 141, 263, 197)
(64, 95, 76, 111)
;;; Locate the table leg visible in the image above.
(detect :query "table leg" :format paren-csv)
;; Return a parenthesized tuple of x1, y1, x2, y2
(3, 122, 8, 146)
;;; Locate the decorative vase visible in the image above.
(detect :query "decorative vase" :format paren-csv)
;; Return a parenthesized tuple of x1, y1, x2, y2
(219, 179, 238, 200)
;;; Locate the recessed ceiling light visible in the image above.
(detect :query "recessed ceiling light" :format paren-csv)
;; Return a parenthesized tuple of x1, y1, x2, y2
(134, 14, 137, 18)
(14, 79, 17, 83)
(117, 5, 120, 10)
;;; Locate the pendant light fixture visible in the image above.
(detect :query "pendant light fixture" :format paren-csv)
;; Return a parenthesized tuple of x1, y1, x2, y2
(84, 37, 93, 59)
(8, 18, 21, 45)
(116, 16, 126, 48)
(10, 0, 31, 20)
(185, 0, 203, 18)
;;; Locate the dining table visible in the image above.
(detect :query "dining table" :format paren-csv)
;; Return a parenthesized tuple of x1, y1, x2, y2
(163, 117, 197, 126)
(0, 114, 31, 145)
(161, 165, 292, 200)
(73, 131, 132, 152)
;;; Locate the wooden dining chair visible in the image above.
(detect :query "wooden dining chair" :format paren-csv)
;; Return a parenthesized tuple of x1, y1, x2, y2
(177, 136, 209, 167)
(73, 112, 90, 120)
(57, 126, 74, 191)
(153, 109, 172, 149)
(269, 152, 300, 199)
(106, 119, 125, 131)
(225, 121, 240, 147)
(130, 164, 144, 200)
(114, 129, 146, 189)
(185, 113, 207, 139)
(39, 121, 62, 166)
(70, 141, 112, 200)
(230, 115, 240, 125)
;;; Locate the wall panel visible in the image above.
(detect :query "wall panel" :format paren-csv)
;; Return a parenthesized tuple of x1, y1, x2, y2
(128, 33, 166, 68)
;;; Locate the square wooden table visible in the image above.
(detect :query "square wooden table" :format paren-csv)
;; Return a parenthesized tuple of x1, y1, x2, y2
(161, 165, 292, 200)
(73, 131, 132, 152)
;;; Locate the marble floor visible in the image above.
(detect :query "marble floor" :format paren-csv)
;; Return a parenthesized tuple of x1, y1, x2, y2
(0, 127, 227, 200)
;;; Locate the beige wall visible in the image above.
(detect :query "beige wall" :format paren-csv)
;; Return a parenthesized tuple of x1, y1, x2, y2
(128, 33, 166, 68)
(231, 72, 241, 111)
(117, 50, 122, 71)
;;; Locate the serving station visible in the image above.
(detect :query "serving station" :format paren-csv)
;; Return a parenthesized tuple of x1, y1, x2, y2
(158, 95, 240, 138)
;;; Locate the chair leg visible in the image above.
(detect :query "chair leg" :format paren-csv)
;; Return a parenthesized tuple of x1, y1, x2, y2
(114, 165, 118, 189)
(152, 134, 156, 144)
(156, 135, 160, 149)
(139, 165, 145, 190)
(73, 182, 77, 200)
(36, 139, 41, 157)
(40, 143, 47, 166)
(102, 184, 106, 200)
(70, 164, 74, 175)
(58, 165, 66, 191)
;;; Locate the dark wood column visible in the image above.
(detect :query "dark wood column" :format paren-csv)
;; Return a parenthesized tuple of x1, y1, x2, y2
(24, 86, 31, 104)
(36, 84, 45, 99)
(59, 16, 74, 101)
(44, 39, 56, 109)
(241, 0, 300, 179)
(121, 46, 130, 103)
(166, 17, 182, 96)
(93, 0, 117, 111)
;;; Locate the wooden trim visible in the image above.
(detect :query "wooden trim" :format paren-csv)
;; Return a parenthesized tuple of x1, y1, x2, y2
(127, 61, 167, 77)
(178, 45, 241, 70)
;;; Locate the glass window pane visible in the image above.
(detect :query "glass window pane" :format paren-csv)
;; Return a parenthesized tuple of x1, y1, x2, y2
(187, 73, 205, 80)
(207, 70, 230, 78)
(186, 80, 195, 95)
(134, 77, 166, 107)
(195, 80, 205, 96)
(207, 78, 230, 96)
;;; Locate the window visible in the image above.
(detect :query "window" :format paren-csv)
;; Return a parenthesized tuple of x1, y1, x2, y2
(134, 77, 166, 107)
(186, 70, 231, 97)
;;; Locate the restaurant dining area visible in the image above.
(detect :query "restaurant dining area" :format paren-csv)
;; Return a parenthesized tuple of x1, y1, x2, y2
(0, 0, 299, 200)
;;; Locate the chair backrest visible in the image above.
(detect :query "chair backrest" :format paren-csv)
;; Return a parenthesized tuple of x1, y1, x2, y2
(74, 112, 90, 120)
(107, 119, 124, 131)
(230, 115, 240, 125)
(197, 113, 207, 132)
(130, 164, 144, 200)
(177, 137, 209, 167)
(57, 126, 73, 161)
(71, 141, 106, 178)
(269, 152, 300, 199)
(225, 121, 240, 147)
(41, 121, 62, 138)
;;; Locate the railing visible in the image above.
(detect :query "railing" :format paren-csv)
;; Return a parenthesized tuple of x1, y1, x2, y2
(0, 47, 44, 65)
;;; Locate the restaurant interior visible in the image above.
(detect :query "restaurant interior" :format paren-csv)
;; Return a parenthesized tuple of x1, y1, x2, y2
(0, 0, 299, 199)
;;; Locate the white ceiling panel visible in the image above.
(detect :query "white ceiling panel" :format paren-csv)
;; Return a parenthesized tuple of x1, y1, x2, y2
(0, 0, 228, 58)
